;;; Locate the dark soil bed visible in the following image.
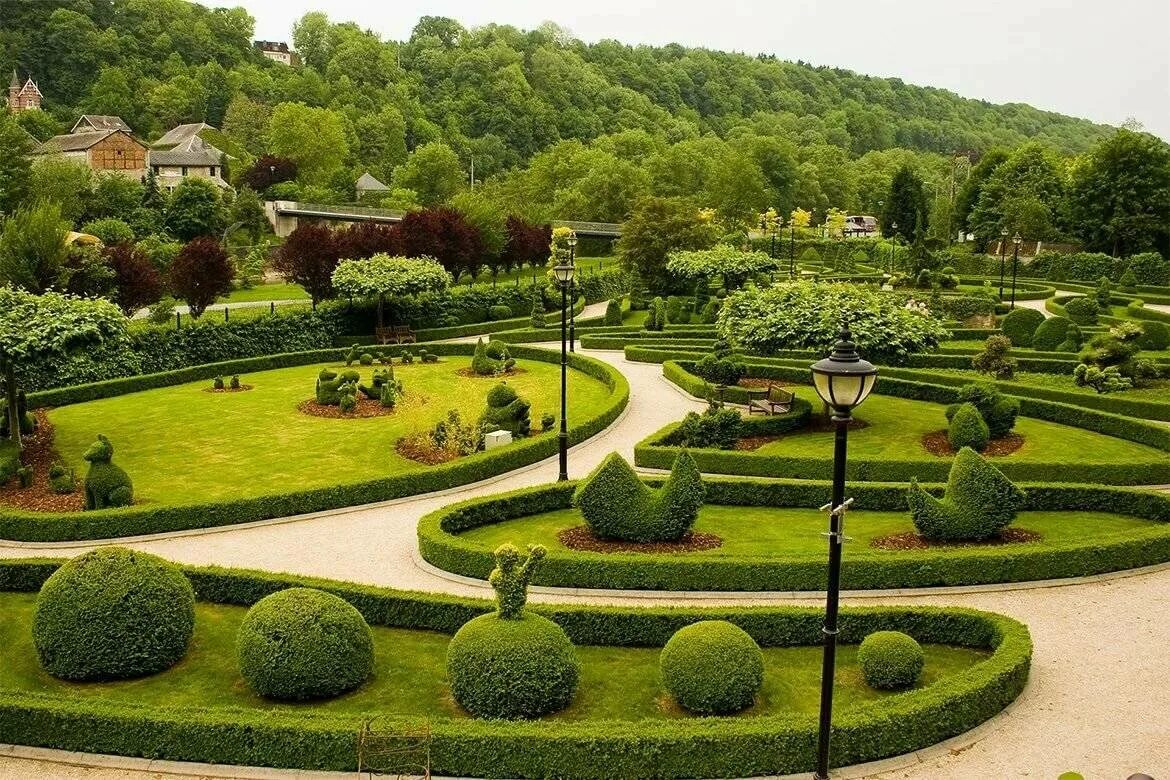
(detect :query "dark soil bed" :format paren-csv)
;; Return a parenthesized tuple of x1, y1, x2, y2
(871, 527, 1042, 551)
(0, 411, 85, 513)
(454, 367, 527, 379)
(922, 430, 1025, 457)
(297, 398, 397, 419)
(737, 377, 799, 389)
(202, 385, 254, 393)
(734, 435, 783, 451)
(557, 525, 723, 554)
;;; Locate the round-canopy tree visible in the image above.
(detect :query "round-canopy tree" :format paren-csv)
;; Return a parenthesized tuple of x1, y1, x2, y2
(331, 254, 452, 329)
(0, 286, 126, 448)
(666, 244, 779, 290)
(717, 281, 950, 363)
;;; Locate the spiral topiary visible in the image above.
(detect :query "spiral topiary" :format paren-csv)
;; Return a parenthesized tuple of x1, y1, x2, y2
(236, 587, 373, 701)
(446, 543, 579, 719)
(857, 630, 924, 690)
(33, 548, 194, 681)
(659, 620, 763, 714)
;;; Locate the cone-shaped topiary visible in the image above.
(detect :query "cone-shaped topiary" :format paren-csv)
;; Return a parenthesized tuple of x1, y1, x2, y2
(659, 620, 763, 714)
(479, 382, 531, 437)
(858, 631, 924, 690)
(446, 543, 579, 719)
(573, 451, 705, 542)
(82, 434, 133, 509)
(947, 402, 990, 452)
(908, 447, 1026, 541)
(237, 587, 373, 701)
(604, 298, 622, 325)
(33, 548, 194, 681)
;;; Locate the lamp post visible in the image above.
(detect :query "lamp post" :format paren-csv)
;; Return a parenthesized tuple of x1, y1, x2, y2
(809, 323, 878, 780)
(553, 256, 575, 482)
(1010, 232, 1022, 310)
(888, 222, 897, 273)
(567, 234, 578, 353)
(997, 227, 1009, 301)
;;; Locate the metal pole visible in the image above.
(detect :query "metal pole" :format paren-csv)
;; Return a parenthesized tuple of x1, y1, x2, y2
(1010, 244, 1019, 310)
(789, 226, 795, 278)
(998, 239, 1007, 301)
(813, 413, 850, 780)
(569, 246, 577, 353)
(558, 280, 569, 482)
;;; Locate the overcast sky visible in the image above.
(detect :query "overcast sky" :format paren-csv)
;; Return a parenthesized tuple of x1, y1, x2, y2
(240, 0, 1170, 142)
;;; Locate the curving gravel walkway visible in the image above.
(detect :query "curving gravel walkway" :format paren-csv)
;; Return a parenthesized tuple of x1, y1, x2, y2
(2, 341, 1169, 779)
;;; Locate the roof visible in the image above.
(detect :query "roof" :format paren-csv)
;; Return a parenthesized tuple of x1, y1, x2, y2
(355, 172, 390, 191)
(152, 122, 215, 149)
(38, 129, 117, 153)
(255, 40, 290, 53)
(9, 70, 18, 90)
(149, 123, 228, 167)
(71, 115, 131, 133)
(149, 148, 224, 167)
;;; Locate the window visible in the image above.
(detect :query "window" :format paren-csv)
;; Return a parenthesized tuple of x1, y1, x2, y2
(208, 166, 216, 176)
(181, 166, 188, 176)
(152, 165, 160, 174)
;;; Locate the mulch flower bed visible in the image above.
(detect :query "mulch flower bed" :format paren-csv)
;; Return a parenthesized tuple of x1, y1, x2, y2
(870, 527, 1042, 551)
(557, 525, 723, 554)
(395, 433, 460, 465)
(0, 411, 85, 513)
(203, 385, 254, 393)
(297, 398, 397, 419)
(737, 377, 798, 389)
(734, 435, 782, 451)
(922, 431, 1025, 457)
(454, 367, 527, 378)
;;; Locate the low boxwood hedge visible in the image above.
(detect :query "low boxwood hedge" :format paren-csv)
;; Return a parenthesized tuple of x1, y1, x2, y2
(418, 478, 1170, 592)
(0, 557, 1030, 779)
(2, 344, 629, 542)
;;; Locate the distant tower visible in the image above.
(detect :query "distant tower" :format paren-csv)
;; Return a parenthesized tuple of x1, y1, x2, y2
(7, 69, 43, 112)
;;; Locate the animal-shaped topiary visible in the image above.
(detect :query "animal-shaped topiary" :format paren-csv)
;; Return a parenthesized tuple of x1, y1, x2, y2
(359, 368, 394, 400)
(338, 381, 358, 413)
(573, 451, 705, 542)
(315, 369, 359, 405)
(489, 543, 546, 619)
(479, 382, 531, 437)
(0, 388, 37, 437)
(82, 435, 133, 510)
(345, 346, 360, 366)
(907, 447, 1025, 541)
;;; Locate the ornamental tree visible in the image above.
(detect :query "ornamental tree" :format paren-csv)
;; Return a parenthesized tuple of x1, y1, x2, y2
(617, 197, 718, 292)
(274, 223, 341, 306)
(331, 254, 452, 329)
(716, 281, 950, 364)
(393, 207, 483, 281)
(501, 216, 552, 274)
(168, 237, 235, 318)
(164, 178, 226, 242)
(0, 286, 126, 449)
(241, 155, 298, 193)
(103, 243, 164, 315)
(666, 244, 780, 290)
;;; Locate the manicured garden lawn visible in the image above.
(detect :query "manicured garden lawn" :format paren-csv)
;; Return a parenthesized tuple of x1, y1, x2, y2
(46, 359, 615, 506)
(456, 505, 1156, 558)
(219, 282, 309, 303)
(751, 390, 1168, 464)
(0, 593, 987, 720)
(932, 368, 1170, 402)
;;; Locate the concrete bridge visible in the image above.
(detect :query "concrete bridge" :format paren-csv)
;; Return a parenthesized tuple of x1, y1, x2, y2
(265, 201, 622, 239)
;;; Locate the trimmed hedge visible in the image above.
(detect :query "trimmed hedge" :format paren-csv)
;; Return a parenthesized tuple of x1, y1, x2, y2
(3, 343, 629, 542)
(0, 557, 1030, 779)
(418, 478, 1170, 591)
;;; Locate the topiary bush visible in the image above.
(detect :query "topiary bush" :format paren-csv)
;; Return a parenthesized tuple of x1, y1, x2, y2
(315, 368, 359, 405)
(1056, 322, 1083, 353)
(488, 304, 514, 321)
(999, 307, 1045, 347)
(693, 353, 745, 386)
(446, 543, 579, 719)
(604, 299, 622, 325)
(857, 631, 924, 690)
(359, 352, 374, 366)
(699, 299, 721, 323)
(480, 382, 532, 438)
(1065, 296, 1099, 325)
(907, 447, 1026, 541)
(33, 548, 194, 681)
(672, 407, 743, 449)
(213, 374, 225, 390)
(971, 335, 1017, 379)
(82, 434, 133, 509)
(48, 462, 75, 494)
(573, 451, 705, 542)
(1139, 321, 1169, 351)
(659, 620, 763, 714)
(236, 587, 373, 701)
(1031, 316, 1076, 352)
(945, 383, 1019, 438)
(947, 403, 989, 452)
(644, 297, 665, 331)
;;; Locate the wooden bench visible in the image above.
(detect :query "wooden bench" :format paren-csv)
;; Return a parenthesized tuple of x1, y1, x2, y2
(748, 384, 795, 416)
(394, 325, 416, 344)
(375, 326, 396, 345)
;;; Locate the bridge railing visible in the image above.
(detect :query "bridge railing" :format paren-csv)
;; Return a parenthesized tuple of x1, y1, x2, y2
(272, 202, 622, 236)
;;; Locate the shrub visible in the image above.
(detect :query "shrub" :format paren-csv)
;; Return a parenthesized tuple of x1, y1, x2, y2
(673, 408, 743, 449)
(659, 620, 763, 714)
(573, 451, 705, 542)
(945, 384, 1019, 438)
(16, 466, 33, 488)
(1000, 307, 1045, 347)
(1139, 321, 1169, 351)
(345, 346, 359, 366)
(230, 374, 241, 390)
(1056, 322, 1083, 353)
(1065, 297, 1099, 325)
(32, 548, 194, 680)
(1094, 276, 1113, 309)
(488, 304, 513, 321)
(428, 409, 484, 455)
(693, 354, 745, 386)
(401, 350, 414, 364)
(1031, 316, 1077, 351)
(236, 587, 373, 701)
(665, 297, 685, 324)
(604, 299, 622, 325)
(471, 337, 496, 375)
(380, 380, 400, 408)
(643, 297, 665, 331)
(1118, 267, 1139, 291)
(1126, 252, 1169, 286)
(858, 631, 924, 690)
(447, 544, 578, 719)
(82, 434, 132, 509)
(908, 447, 1026, 541)
(540, 411, 555, 432)
(699, 299, 721, 323)
(947, 403, 989, 452)
(213, 374, 225, 390)
(628, 271, 647, 310)
(971, 335, 1017, 380)
(798, 246, 822, 266)
(480, 382, 532, 438)
(80, 217, 134, 245)
(529, 293, 546, 328)
(47, 462, 74, 494)
(421, 349, 438, 363)
(1074, 364, 1132, 393)
(316, 368, 358, 405)
(359, 353, 374, 366)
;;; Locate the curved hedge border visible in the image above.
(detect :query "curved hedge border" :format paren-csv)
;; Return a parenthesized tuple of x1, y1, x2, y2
(418, 478, 1170, 592)
(0, 557, 1030, 778)
(3, 343, 629, 542)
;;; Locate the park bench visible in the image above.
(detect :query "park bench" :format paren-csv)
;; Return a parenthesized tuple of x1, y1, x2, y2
(394, 325, 417, 344)
(748, 384, 795, 416)
(375, 327, 396, 345)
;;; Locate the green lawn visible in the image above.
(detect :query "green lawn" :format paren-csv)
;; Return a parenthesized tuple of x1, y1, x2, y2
(457, 505, 1154, 559)
(219, 282, 309, 303)
(751, 390, 1168, 464)
(931, 368, 1170, 402)
(0, 593, 987, 720)
(46, 359, 614, 507)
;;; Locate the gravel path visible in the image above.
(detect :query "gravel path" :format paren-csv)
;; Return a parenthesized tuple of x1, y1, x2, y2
(2, 340, 1169, 779)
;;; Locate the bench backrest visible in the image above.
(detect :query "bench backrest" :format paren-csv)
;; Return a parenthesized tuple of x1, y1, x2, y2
(768, 385, 794, 403)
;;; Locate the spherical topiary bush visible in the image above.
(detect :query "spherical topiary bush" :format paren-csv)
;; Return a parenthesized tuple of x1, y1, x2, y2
(33, 548, 194, 681)
(857, 631, 925, 690)
(1031, 315, 1075, 351)
(237, 587, 373, 701)
(447, 611, 580, 719)
(1139, 321, 1169, 351)
(659, 620, 764, 714)
(1065, 296, 1100, 325)
(1000, 307, 1045, 347)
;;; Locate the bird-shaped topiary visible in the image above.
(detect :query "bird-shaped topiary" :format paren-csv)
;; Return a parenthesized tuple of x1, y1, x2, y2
(907, 447, 1025, 541)
(82, 434, 133, 510)
(573, 451, 705, 542)
(479, 382, 531, 437)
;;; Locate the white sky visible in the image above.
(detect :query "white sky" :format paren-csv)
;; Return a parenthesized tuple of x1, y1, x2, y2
(238, 0, 1170, 142)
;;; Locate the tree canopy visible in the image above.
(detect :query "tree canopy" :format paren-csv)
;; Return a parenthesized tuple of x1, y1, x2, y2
(331, 255, 452, 300)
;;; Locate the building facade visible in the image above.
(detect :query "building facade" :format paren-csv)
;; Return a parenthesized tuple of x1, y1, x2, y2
(149, 122, 231, 191)
(255, 41, 293, 65)
(7, 70, 42, 112)
(35, 129, 148, 180)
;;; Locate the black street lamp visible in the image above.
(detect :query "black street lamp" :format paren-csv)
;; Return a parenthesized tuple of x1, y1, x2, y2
(789, 221, 796, 278)
(553, 255, 576, 482)
(567, 234, 578, 353)
(888, 222, 898, 273)
(997, 227, 1009, 301)
(809, 323, 878, 780)
(1009, 232, 1022, 310)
